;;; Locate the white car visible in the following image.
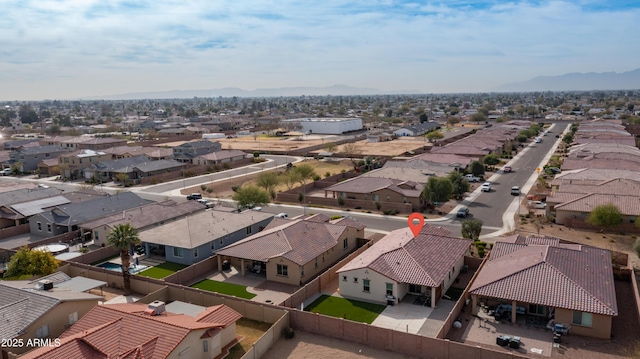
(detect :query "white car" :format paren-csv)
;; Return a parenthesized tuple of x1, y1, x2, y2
(0, 168, 12, 176)
(531, 201, 546, 209)
(534, 138, 542, 143)
(274, 213, 288, 218)
(481, 182, 491, 192)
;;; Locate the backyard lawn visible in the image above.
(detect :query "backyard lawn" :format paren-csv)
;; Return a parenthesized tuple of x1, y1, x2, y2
(137, 261, 187, 279)
(190, 279, 257, 299)
(304, 295, 386, 324)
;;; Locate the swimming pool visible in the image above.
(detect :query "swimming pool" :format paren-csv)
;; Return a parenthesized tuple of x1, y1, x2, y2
(96, 261, 149, 274)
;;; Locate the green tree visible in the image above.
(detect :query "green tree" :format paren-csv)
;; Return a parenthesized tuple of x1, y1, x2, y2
(516, 135, 528, 143)
(482, 154, 500, 166)
(461, 219, 483, 240)
(283, 170, 301, 190)
(419, 113, 428, 123)
(4, 246, 58, 279)
(562, 133, 574, 144)
(469, 161, 485, 177)
(255, 172, 280, 199)
(292, 164, 317, 209)
(421, 177, 453, 206)
(425, 131, 444, 142)
(107, 223, 141, 294)
(586, 203, 623, 231)
(447, 171, 470, 199)
(232, 185, 270, 210)
(470, 112, 487, 124)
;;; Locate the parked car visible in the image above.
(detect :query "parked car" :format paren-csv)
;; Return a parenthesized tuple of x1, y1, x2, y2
(456, 207, 469, 218)
(534, 138, 542, 143)
(464, 174, 480, 182)
(187, 193, 202, 200)
(503, 166, 512, 173)
(196, 198, 214, 208)
(0, 168, 12, 176)
(275, 213, 289, 218)
(531, 201, 546, 209)
(555, 134, 560, 138)
(510, 186, 520, 195)
(547, 167, 561, 174)
(481, 182, 491, 192)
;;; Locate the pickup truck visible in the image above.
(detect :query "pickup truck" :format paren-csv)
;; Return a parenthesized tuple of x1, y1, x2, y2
(464, 174, 480, 182)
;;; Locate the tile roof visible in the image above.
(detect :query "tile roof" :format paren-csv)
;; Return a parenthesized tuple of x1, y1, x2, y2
(469, 238, 618, 316)
(38, 192, 153, 226)
(216, 217, 362, 265)
(553, 178, 640, 196)
(324, 176, 423, 197)
(337, 225, 468, 288)
(562, 155, 640, 171)
(0, 187, 62, 207)
(197, 150, 248, 161)
(139, 209, 274, 249)
(80, 200, 203, 230)
(410, 154, 474, 167)
(93, 155, 151, 172)
(20, 302, 241, 359)
(132, 159, 185, 173)
(16, 145, 68, 155)
(0, 283, 60, 339)
(551, 168, 640, 184)
(553, 193, 640, 216)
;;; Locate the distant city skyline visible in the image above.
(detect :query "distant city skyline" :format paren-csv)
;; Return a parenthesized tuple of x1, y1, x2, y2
(1, 0, 639, 101)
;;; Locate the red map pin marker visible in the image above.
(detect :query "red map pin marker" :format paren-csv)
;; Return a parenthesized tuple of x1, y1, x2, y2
(408, 213, 424, 238)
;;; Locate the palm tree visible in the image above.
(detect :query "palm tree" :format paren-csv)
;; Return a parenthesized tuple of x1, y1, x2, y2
(107, 223, 141, 294)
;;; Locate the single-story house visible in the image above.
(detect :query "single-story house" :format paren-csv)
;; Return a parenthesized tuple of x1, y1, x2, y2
(393, 122, 440, 137)
(216, 215, 365, 286)
(469, 235, 618, 339)
(194, 150, 248, 166)
(138, 209, 274, 265)
(20, 301, 242, 359)
(323, 176, 423, 211)
(337, 224, 470, 307)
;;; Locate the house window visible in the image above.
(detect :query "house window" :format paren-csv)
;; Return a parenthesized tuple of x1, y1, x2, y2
(69, 312, 78, 325)
(37, 222, 42, 231)
(342, 276, 347, 282)
(211, 242, 215, 251)
(386, 195, 390, 201)
(363, 279, 370, 292)
(322, 253, 325, 262)
(572, 311, 593, 327)
(301, 265, 305, 277)
(194, 247, 198, 258)
(353, 277, 358, 283)
(220, 238, 223, 245)
(315, 258, 318, 268)
(94, 230, 99, 241)
(386, 283, 393, 295)
(203, 340, 208, 352)
(403, 197, 407, 203)
(173, 247, 183, 258)
(373, 194, 379, 202)
(276, 264, 288, 277)
(246, 226, 252, 234)
(36, 324, 49, 338)
(343, 238, 348, 249)
(47, 224, 52, 232)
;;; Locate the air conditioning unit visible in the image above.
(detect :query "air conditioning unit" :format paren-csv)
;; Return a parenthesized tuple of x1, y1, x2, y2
(147, 300, 166, 315)
(37, 280, 54, 291)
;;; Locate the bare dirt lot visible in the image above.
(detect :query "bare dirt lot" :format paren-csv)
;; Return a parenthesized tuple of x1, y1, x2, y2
(328, 137, 431, 157)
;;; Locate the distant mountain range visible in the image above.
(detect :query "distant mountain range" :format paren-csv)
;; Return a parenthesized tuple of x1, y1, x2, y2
(87, 85, 422, 100)
(492, 68, 640, 92)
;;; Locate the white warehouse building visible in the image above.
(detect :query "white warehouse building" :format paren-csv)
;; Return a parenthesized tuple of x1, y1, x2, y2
(281, 118, 363, 135)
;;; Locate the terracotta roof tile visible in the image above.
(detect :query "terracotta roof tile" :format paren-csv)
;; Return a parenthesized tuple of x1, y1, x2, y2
(20, 303, 241, 359)
(470, 239, 617, 316)
(554, 193, 640, 216)
(338, 225, 468, 287)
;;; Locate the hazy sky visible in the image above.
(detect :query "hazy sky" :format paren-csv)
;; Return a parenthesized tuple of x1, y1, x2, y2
(1, 0, 639, 100)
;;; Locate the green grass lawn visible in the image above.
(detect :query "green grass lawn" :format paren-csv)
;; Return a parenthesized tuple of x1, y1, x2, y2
(190, 279, 256, 299)
(304, 295, 386, 323)
(137, 261, 188, 279)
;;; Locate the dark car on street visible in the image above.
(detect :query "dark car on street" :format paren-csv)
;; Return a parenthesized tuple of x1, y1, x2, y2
(456, 207, 469, 218)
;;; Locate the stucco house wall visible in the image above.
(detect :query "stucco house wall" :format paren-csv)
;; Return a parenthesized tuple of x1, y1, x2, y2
(554, 308, 613, 339)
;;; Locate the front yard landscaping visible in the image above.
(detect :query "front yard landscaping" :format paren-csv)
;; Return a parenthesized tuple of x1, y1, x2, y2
(304, 295, 386, 324)
(137, 261, 187, 279)
(190, 279, 257, 299)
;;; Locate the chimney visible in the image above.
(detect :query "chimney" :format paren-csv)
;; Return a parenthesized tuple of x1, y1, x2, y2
(146, 300, 166, 316)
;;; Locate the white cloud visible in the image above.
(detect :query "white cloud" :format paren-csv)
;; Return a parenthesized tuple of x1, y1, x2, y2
(0, 0, 638, 99)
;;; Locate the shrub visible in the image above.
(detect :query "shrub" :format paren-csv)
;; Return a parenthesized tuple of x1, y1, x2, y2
(477, 248, 485, 258)
(206, 188, 213, 193)
(375, 202, 381, 211)
(231, 185, 240, 192)
(284, 327, 295, 339)
(200, 185, 207, 191)
(325, 172, 331, 178)
(222, 163, 231, 170)
(312, 174, 321, 181)
(331, 215, 343, 220)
